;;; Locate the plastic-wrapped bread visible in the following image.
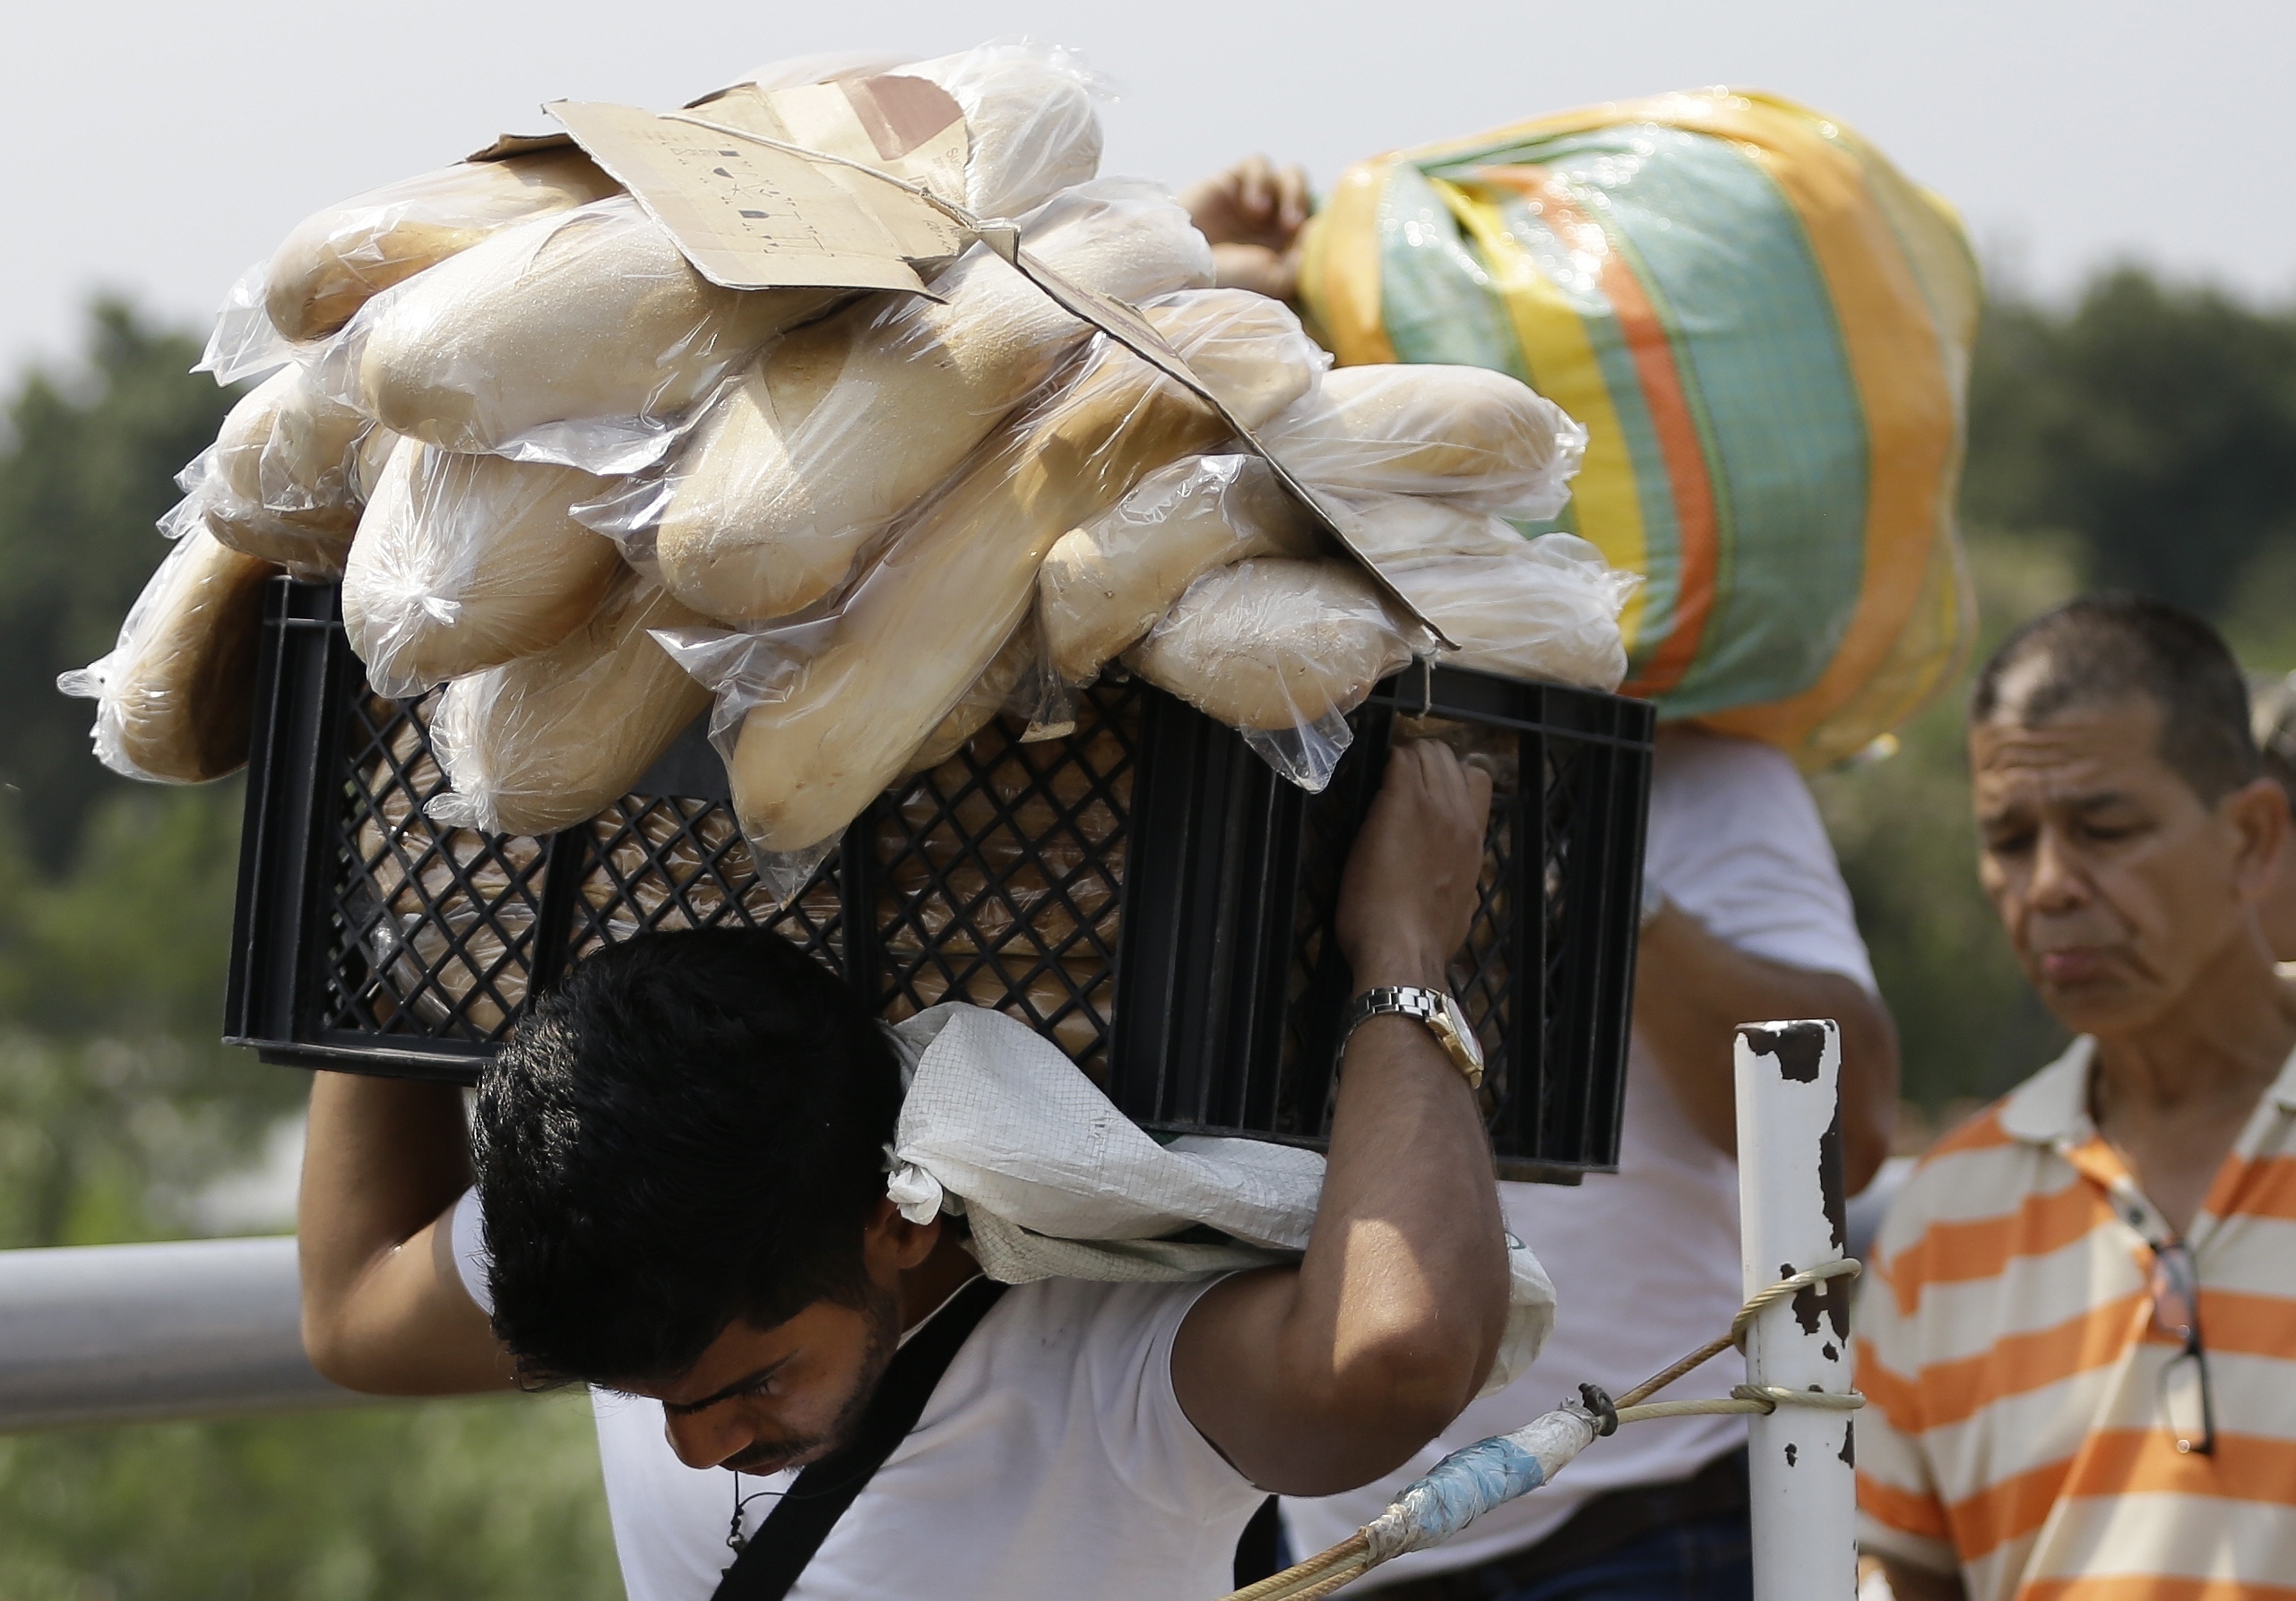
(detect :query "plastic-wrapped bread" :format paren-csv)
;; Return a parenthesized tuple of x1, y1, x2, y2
(669, 288, 1320, 867)
(1039, 453, 1319, 685)
(1258, 364, 1586, 518)
(647, 182, 1219, 622)
(427, 578, 711, 837)
(896, 41, 1102, 218)
(266, 151, 621, 343)
(1381, 534, 1636, 692)
(197, 365, 375, 574)
(56, 529, 275, 783)
(1334, 492, 1533, 563)
(1124, 557, 1411, 735)
(903, 622, 1040, 774)
(345, 196, 836, 469)
(341, 443, 624, 698)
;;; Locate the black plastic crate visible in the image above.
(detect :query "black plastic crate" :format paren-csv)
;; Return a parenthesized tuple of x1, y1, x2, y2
(227, 578, 1653, 1179)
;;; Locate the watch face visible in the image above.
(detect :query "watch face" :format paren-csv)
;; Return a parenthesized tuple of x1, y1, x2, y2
(1440, 994, 1486, 1069)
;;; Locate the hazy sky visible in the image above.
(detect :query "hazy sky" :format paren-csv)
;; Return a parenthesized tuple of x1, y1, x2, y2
(4, 0, 2292, 378)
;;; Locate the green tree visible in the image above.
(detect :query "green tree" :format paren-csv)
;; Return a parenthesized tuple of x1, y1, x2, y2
(0, 306, 621, 1600)
(0, 300, 235, 860)
(1963, 271, 2296, 621)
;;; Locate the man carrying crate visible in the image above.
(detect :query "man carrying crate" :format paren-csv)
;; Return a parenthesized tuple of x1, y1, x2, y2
(298, 742, 1530, 1601)
(1185, 160, 1903, 1601)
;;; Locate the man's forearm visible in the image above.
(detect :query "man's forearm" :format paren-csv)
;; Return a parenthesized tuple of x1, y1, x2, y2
(1633, 904, 1899, 1189)
(1172, 744, 1511, 1493)
(1298, 958, 1511, 1416)
(298, 1071, 510, 1393)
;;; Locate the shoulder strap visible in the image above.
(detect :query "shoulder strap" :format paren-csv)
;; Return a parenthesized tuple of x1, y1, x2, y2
(711, 1276, 1007, 1601)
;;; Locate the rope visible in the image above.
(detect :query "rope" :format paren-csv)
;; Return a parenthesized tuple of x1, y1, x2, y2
(1613, 1258, 1860, 1409)
(1219, 1260, 1865, 1601)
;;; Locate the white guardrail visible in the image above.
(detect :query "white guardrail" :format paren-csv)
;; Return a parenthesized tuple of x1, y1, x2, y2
(0, 1235, 378, 1431)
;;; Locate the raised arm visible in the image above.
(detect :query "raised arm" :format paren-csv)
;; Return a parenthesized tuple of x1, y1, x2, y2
(298, 1072, 514, 1394)
(1172, 742, 1512, 1494)
(1632, 906, 1900, 1190)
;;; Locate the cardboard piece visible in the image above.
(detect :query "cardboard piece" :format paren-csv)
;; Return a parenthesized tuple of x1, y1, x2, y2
(488, 80, 1447, 645)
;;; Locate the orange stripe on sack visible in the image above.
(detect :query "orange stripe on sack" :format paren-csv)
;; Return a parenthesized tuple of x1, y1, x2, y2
(1479, 165, 1719, 699)
(1857, 1470, 1951, 1540)
(1651, 92, 1960, 762)
(1909, 1294, 2147, 1430)
(1887, 1181, 2118, 1317)
(2022, 1579, 2296, 1601)
(2060, 1428, 2296, 1506)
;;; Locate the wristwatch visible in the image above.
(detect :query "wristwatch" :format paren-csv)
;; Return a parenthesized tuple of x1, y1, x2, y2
(1342, 986, 1486, 1089)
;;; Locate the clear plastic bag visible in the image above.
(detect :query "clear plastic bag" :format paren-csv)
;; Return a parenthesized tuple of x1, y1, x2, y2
(56, 527, 275, 784)
(1330, 490, 1535, 563)
(1039, 452, 1321, 686)
(896, 40, 1107, 219)
(194, 259, 299, 386)
(1259, 363, 1587, 518)
(658, 288, 1322, 899)
(605, 178, 1216, 624)
(1381, 533, 1636, 692)
(426, 576, 709, 838)
(1123, 556, 1413, 791)
(341, 442, 625, 699)
(323, 195, 839, 472)
(263, 149, 621, 345)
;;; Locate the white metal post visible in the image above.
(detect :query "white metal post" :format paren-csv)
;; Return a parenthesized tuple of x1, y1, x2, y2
(1735, 1020, 1857, 1601)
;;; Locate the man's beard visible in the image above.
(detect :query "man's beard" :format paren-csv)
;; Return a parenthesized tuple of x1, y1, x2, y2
(721, 1285, 902, 1476)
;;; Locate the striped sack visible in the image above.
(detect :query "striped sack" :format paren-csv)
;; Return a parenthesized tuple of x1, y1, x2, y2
(1297, 89, 1980, 769)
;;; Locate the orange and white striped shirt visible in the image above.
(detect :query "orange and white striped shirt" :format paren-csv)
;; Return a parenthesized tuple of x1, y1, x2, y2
(1856, 1037, 2296, 1601)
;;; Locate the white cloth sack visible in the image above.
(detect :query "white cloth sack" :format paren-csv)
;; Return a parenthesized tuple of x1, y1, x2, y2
(883, 1004, 1556, 1396)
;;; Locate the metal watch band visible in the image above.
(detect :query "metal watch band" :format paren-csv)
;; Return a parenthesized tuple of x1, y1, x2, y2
(1341, 986, 1484, 1089)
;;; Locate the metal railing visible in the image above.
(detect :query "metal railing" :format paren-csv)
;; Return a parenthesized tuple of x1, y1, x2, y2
(0, 1235, 382, 1432)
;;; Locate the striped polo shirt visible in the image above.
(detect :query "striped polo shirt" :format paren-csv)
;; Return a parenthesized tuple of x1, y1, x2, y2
(1856, 1037, 2296, 1600)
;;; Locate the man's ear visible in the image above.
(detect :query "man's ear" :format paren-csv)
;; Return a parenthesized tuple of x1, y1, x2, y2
(860, 1195, 942, 1278)
(2223, 776, 2290, 901)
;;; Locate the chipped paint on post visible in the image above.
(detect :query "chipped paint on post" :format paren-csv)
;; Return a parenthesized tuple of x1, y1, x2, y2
(1735, 1020, 1858, 1601)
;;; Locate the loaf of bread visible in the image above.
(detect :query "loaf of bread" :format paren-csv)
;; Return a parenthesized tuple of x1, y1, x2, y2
(1334, 490, 1532, 563)
(426, 577, 712, 837)
(1039, 453, 1319, 685)
(201, 366, 375, 574)
(267, 151, 620, 344)
(1258, 364, 1584, 518)
(1125, 557, 1411, 733)
(721, 290, 1307, 856)
(898, 41, 1103, 218)
(903, 621, 1040, 774)
(652, 181, 1215, 622)
(1381, 534, 1633, 691)
(57, 528, 275, 783)
(352, 196, 837, 462)
(341, 443, 624, 698)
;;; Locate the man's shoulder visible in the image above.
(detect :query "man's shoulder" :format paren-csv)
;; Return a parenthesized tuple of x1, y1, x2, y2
(1870, 1054, 2088, 1308)
(976, 1276, 1209, 1359)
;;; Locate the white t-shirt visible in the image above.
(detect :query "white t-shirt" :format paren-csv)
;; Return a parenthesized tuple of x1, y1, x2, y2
(452, 1199, 1265, 1601)
(1282, 727, 1876, 1582)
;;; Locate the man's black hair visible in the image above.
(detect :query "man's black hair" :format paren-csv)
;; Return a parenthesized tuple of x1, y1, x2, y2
(1970, 593, 2260, 802)
(473, 928, 903, 1388)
